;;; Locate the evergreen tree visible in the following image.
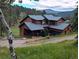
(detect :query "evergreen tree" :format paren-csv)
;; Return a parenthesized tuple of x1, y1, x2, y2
(71, 8, 78, 32)
(0, 0, 14, 36)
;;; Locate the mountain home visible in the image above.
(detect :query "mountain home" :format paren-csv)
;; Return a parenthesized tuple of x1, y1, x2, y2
(43, 15, 71, 35)
(19, 14, 71, 36)
(19, 15, 45, 36)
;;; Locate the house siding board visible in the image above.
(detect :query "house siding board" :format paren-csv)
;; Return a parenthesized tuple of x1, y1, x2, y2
(24, 29, 31, 36)
(63, 27, 69, 34)
(32, 20, 42, 24)
(63, 25, 72, 33)
(20, 16, 27, 23)
(57, 19, 64, 23)
(19, 24, 30, 36)
(23, 18, 32, 23)
(20, 23, 44, 36)
(20, 15, 44, 24)
(49, 28, 62, 35)
(49, 28, 63, 32)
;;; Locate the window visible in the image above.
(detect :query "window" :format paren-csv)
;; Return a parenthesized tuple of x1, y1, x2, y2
(49, 21, 56, 25)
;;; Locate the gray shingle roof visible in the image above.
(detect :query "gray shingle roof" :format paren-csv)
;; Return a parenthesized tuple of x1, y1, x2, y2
(24, 22, 44, 31)
(49, 23, 69, 30)
(44, 15, 61, 21)
(28, 15, 45, 20)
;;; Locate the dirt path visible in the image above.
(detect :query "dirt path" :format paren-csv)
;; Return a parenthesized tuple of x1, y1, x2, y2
(0, 34, 77, 48)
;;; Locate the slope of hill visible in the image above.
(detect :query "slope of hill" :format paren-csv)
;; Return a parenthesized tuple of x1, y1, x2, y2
(43, 8, 77, 20)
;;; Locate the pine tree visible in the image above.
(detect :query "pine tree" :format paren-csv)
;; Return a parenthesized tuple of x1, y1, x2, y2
(71, 8, 78, 32)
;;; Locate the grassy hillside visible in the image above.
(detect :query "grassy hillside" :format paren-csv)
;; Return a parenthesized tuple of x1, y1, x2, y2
(0, 40, 77, 59)
(11, 26, 20, 38)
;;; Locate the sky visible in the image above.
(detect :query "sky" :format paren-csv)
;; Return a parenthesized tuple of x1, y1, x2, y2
(12, 0, 78, 11)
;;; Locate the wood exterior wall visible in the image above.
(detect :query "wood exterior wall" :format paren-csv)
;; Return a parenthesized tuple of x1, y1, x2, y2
(19, 25, 44, 36)
(48, 18, 64, 25)
(63, 25, 72, 34)
(23, 18, 32, 23)
(57, 19, 64, 23)
(21, 17, 43, 24)
(32, 20, 42, 24)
